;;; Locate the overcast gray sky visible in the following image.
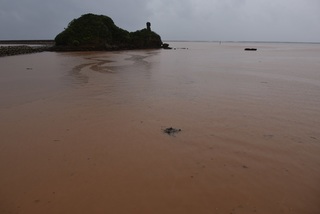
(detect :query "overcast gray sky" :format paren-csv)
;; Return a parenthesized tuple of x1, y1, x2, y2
(0, 0, 319, 42)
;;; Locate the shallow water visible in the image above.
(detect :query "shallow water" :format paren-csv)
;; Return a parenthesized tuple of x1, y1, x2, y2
(1, 42, 320, 214)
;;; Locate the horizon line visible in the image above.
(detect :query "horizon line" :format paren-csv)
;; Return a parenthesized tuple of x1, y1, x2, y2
(1, 39, 320, 45)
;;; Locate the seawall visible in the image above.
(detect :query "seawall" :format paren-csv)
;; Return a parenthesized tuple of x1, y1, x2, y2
(0, 45, 51, 57)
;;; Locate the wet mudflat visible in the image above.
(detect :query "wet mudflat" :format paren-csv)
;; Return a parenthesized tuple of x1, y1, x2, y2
(0, 42, 320, 214)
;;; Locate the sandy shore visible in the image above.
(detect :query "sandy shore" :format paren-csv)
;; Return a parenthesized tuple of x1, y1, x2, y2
(0, 43, 320, 213)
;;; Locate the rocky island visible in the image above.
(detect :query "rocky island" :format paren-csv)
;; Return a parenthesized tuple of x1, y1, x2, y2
(0, 13, 167, 57)
(53, 13, 163, 51)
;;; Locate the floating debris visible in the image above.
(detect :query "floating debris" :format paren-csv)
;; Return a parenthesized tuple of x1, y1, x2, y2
(244, 48, 257, 51)
(163, 127, 182, 135)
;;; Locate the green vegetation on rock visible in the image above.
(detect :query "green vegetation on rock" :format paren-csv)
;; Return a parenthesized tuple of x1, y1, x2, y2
(54, 13, 162, 50)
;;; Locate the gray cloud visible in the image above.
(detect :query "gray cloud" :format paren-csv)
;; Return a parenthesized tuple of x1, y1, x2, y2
(148, 0, 320, 42)
(0, 0, 319, 42)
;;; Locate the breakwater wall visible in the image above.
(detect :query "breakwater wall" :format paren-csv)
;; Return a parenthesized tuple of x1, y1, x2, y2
(0, 40, 55, 57)
(0, 45, 51, 57)
(0, 40, 55, 45)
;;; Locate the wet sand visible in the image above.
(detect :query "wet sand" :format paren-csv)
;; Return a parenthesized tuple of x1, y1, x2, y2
(1, 42, 320, 213)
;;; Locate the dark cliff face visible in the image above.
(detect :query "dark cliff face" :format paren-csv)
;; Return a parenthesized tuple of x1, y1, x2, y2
(54, 13, 162, 50)
(130, 29, 162, 49)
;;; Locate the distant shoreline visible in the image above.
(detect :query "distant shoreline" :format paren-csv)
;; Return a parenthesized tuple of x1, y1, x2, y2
(164, 40, 320, 45)
(1, 39, 319, 57)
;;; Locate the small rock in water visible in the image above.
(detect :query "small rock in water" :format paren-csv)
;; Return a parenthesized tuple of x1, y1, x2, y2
(163, 127, 182, 135)
(244, 48, 257, 51)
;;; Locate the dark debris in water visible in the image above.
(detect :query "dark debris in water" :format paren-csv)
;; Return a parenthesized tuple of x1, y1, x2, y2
(163, 127, 182, 135)
(244, 48, 257, 51)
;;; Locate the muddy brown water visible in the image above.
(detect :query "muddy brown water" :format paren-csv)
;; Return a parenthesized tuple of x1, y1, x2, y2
(1, 42, 320, 213)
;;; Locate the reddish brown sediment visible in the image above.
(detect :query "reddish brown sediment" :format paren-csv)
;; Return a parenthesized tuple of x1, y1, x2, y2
(1, 42, 320, 214)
